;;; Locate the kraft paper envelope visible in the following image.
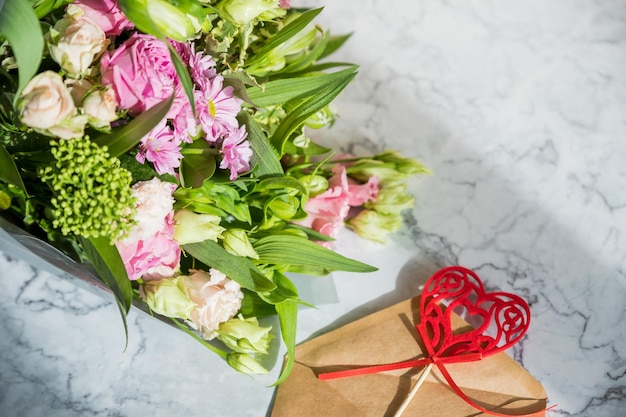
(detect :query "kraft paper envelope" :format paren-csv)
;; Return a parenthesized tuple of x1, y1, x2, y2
(271, 297, 547, 417)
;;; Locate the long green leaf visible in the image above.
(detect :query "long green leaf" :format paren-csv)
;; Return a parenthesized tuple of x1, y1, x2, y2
(276, 30, 330, 75)
(237, 111, 283, 177)
(168, 43, 196, 116)
(183, 240, 277, 292)
(270, 71, 357, 154)
(0, 0, 44, 102)
(246, 66, 358, 108)
(79, 236, 133, 346)
(317, 33, 352, 60)
(244, 8, 323, 68)
(0, 145, 27, 193)
(253, 235, 377, 273)
(92, 95, 173, 157)
(272, 299, 298, 385)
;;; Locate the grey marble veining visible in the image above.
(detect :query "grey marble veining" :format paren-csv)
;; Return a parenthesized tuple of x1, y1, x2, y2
(1, 0, 625, 416)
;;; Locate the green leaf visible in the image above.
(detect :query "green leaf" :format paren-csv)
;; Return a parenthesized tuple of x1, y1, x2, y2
(253, 235, 377, 273)
(183, 240, 276, 292)
(92, 95, 173, 157)
(318, 33, 352, 60)
(237, 111, 283, 177)
(272, 299, 298, 385)
(0, 145, 27, 194)
(246, 66, 358, 108)
(180, 141, 217, 188)
(276, 30, 330, 75)
(270, 70, 357, 155)
(168, 43, 196, 116)
(244, 8, 323, 68)
(0, 0, 44, 102)
(251, 176, 307, 196)
(30, 0, 72, 18)
(79, 236, 132, 347)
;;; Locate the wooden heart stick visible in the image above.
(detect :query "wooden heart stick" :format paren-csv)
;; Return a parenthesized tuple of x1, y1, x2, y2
(392, 363, 434, 417)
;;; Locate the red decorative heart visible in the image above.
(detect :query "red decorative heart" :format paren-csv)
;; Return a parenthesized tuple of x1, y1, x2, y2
(418, 266, 530, 361)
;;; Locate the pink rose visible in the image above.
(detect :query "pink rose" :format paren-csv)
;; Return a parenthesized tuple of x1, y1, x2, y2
(73, 0, 134, 36)
(100, 33, 184, 117)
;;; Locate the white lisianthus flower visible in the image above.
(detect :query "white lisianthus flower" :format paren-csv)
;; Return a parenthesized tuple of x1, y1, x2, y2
(217, 0, 283, 25)
(218, 316, 272, 354)
(227, 352, 269, 375)
(48, 5, 109, 78)
(184, 269, 243, 340)
(173, 210, 225, 245)
(19, 71, 87, 139)
(142, 276, 196, 319)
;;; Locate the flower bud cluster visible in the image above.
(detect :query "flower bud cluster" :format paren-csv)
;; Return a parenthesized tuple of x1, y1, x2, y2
(39, 137, 135, 241)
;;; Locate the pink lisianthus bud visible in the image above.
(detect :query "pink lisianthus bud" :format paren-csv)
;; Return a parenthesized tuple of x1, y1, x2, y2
(73, 0, 134, 36)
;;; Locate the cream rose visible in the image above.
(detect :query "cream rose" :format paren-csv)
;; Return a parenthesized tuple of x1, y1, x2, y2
(82, 86, 118, 130)
(19, 71, 86, 139)
(48, 6, 108, 77)
(184, 269, 243, 340)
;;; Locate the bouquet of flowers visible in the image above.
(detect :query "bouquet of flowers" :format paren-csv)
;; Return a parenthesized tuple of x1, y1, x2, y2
(0, 0, 428, 382)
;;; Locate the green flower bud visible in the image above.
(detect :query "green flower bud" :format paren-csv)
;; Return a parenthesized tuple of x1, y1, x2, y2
(142, 276, 196, 319)
(39, 136, 135, 241)
(346, 210, 403, 244)
(217, 0, 282, 25)
(367, 184, 414, 214)
(300, 174, 329, 197)
(0, 190, 10, 210)
(304, 106, 334, 129)
(222, 229, 259, 259)
(227, 352, 269, 375)
(173, 210, 225, 245)
(268, 194, 300, 220)
(217, 316, 272, 354)
(346, 151, 431, 186)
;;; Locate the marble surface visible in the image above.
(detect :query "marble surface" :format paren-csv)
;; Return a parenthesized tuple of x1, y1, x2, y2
(1, 0, 625, 416)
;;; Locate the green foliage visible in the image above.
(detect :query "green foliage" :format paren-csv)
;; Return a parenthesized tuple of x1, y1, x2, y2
(0, 0, 44, 102)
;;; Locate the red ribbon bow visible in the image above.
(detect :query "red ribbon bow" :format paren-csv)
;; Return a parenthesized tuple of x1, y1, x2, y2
(319, 266, 548, 416)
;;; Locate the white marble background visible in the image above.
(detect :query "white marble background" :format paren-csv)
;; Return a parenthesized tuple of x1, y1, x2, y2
(1, 0, 625, 416)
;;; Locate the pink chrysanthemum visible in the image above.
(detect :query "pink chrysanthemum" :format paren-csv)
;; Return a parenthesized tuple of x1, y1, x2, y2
(196, 75, 242, 142)
(189, 50, 217, 87)
(172, 99, 198, 143)
(220, 125, 252, 180)
(136, 121, 183, 175)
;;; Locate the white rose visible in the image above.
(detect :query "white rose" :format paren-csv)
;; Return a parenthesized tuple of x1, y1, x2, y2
(19, 71, 86, 139)
(184, 269, 243, 340)
(82, 86, 118, 130)
(48, 7, 108, 77)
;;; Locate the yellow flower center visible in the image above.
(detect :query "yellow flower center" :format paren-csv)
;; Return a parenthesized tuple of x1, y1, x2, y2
(208, 99, 217, 118)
